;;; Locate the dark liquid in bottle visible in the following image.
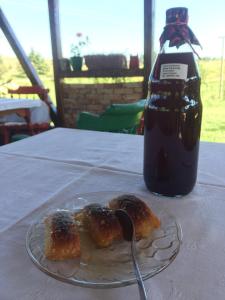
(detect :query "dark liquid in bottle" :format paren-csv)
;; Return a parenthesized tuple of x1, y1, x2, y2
(144, 52, 202, 196)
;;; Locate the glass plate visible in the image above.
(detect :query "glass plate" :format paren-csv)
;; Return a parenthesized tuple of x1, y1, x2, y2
(26, 191, 182, 288)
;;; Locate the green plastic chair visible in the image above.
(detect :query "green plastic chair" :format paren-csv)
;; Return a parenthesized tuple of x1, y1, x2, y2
(76, 99, 146, 134)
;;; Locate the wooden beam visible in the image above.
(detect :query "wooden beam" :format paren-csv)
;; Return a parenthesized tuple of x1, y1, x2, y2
(48, 0, 65, 127)
(143, 0, 153, 98)
(0, 7, 58, 126)
(0, 7, 40, 85)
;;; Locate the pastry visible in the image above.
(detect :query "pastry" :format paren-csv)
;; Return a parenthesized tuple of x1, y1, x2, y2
(109, 194, 160, 239)
(44, 194, 160, 259)
(80, 203, 122, 248)
(44, 210, 80, 260)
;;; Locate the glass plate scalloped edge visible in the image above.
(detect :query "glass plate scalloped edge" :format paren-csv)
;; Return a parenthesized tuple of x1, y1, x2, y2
(26, 191, 182, 289)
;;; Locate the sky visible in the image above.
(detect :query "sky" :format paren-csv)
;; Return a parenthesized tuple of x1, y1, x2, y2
(0, 0, 225, 59)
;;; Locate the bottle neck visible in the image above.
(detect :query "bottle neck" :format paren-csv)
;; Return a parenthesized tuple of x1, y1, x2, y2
(160, 37, 201, 59)
(161, 40, 194, 54)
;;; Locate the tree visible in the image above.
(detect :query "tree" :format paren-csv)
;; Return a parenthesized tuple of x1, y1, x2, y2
(28, 49, 49, 76)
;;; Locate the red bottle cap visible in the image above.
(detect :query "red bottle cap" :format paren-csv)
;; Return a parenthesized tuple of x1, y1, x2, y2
(166, 7, 188, 25)
(159, 7, 201, 51)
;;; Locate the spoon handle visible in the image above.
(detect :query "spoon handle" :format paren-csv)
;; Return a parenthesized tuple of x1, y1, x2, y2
(114, 209, 148, 300)
(131, 240, 148, 300)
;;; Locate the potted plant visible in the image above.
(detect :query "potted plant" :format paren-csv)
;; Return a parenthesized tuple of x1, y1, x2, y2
(70, 33, 89, 71)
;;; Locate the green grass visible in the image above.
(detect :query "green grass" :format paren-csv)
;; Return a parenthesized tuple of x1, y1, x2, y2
(199, 59, 225, 143)
(0, 57, 225, 143)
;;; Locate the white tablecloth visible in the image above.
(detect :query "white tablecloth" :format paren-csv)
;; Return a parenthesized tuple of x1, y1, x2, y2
(0, 98, 50, 124)
(0, 98, 41, 111)
(0, 128, 225, 300)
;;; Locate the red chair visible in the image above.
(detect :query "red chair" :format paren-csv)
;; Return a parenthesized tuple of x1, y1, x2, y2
(8, 85, 50, 107)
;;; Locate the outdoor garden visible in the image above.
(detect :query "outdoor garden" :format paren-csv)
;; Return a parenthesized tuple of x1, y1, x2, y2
(0, 52, 224, 143)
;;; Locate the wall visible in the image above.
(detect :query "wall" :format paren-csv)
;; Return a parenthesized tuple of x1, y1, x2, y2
(61, 82, 144, 128)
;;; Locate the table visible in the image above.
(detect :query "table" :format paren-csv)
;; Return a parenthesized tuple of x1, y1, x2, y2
(0, 98, 42, 120)
(0, 98, 49, 144)
(0, 98, 42, 112)
(0, 128, 225, 300)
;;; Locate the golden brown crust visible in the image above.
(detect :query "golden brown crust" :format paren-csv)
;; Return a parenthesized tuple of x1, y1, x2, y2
(109, 194, 160, 239)
(81, 203, 122, 248)
(44, 210, 80, 260)
(44, 195, 160, 260)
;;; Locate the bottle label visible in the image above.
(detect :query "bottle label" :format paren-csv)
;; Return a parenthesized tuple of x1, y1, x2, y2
(160, 63, 188, 80)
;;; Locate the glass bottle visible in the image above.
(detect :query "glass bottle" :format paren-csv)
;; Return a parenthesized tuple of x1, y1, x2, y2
(143, 7, 202, 196)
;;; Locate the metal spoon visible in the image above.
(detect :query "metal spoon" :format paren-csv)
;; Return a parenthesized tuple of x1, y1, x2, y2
(115, 209, 148, 300)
